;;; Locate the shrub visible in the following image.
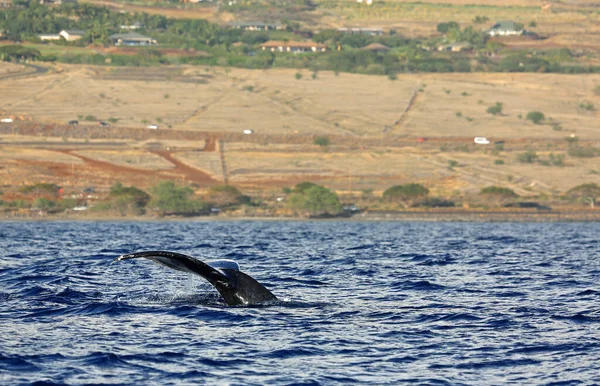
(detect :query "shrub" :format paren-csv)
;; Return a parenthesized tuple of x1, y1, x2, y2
(526, 111, 545, 124)
(412, 197, 455, 208)
(549, 153, 565, 166)
(486, 102, 504, 116)
(383, 183, 429, 206)
(313, 136, 330, 147)
(579, 101, 595, 111)
(518, 150, 538, 163)
(149, 181, 208, 216)
(480, 186, 518, 198)
(33, 198, 56, 212)
(293, 182, 319, 193)
(295, 72, 302, 80)
(205, 185, 251, 207)
(288, 184, 342, 216)
(494, 159, 505, 165)
(19, 183, 60, 196)
(103, 182, 151, 215)
(568, 146, 599, 158)
(567, 183, 600, 207)
(437, 21, 459, 34)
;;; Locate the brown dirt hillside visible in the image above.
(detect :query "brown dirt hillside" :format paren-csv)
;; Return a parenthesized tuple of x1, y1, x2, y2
(1, 63, 599, 202)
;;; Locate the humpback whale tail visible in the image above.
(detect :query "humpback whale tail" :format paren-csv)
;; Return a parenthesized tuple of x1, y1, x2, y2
(115, 251, 277, 306)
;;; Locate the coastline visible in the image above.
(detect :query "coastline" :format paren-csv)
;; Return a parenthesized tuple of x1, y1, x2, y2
(3, 209, 600, 222)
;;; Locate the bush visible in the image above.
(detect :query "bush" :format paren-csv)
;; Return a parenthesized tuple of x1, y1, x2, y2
(480, 186, 518, 198)
(205, 185, 251, 207)
(105, 182, 150, 215)
(149, 181, 209, 216)
(479, 186, 519, 203)
(568, 146, 599, 158)
(526, 111, 545, 124)
(19, 183, 60, 196)
(518, 150, 538, 163)
(313, 136, 330, 147)
(486, 102, 504, 116)
(383, 183, 429, 206)
(412, 197, 455, 208)
(437, 21, 459, 34)
(567, 183, 600, 207)
(288, 183, 342, 216)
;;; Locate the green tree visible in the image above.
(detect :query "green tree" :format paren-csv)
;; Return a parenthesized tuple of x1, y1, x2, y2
(480, 186, 518, 206)
(288, 183, 342, 216)
(149, 181, 208, 216)
(106, 182, 150, 215)
(205, 185, 250, 208)
(437, 21, 459, 34)
(518, 150, 538, 163)
(383, 183, 429, 207)
(487, 102, 504, 116)
(33, 197, 56, 212)
(566, 183, 600, 208)
(313, 136, 330, 147)
(526, 111, 546, 124)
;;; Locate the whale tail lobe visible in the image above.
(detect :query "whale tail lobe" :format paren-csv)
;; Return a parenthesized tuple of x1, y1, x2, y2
(115, 250, 277, 306)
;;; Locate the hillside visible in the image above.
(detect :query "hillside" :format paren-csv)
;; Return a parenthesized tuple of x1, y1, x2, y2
(1, 62, 599, 209)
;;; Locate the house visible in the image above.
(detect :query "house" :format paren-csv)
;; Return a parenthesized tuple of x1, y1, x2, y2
(59, 29, 84, 41)
(260, 41, 327, 53)
(39, 0, 77, 4)
(120, 22, 144, 31)
(38, 29, 84, 42)
(486, 21, 525, 37)
(109, 32, 157, 46)
(229, 22, 284, 31)
(437, 41, 472, 52)
(38, 33, 61, 41)
(337, 27, 384, 36)
(360, 42, 390, 53)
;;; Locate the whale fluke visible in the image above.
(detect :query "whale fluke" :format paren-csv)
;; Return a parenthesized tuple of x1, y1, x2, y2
(115, 251, 277, 306)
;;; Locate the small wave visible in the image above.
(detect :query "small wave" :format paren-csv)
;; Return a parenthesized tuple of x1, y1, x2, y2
(392, 280, 446, 291)
(273, 277, 329, 286)
(345, 244, 376, 251)
(193, 243, 214, 248)
(576, 289, 600, 296)
(78, 352, 129, 367)
(265, 348, 316, 359)
(0, 354, 41, 372)
(475, 235, 520, 244)
(553, 312, 600, 323)
(431, 358, 540, 370)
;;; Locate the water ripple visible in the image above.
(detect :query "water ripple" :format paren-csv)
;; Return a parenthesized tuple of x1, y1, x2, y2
(1, 221, 600, 384)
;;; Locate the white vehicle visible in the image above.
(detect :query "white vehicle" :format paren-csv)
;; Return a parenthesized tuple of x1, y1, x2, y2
(474, 137, 490, 145)
(147, 124, 159, 130)
(243, 129, 254, 135)
(1, 118, 13, 123)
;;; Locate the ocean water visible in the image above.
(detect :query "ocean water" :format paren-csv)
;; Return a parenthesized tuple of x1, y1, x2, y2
(1, 220, 600, 385)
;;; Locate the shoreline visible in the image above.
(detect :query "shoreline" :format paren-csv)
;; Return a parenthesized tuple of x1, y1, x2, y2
(3, 209, 600, 222)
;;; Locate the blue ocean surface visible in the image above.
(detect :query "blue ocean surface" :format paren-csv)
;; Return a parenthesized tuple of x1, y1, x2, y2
(1, 221, 600, 385)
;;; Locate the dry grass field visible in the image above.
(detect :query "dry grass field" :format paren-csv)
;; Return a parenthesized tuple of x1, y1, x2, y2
(1, 64, 599, 138)
(1, 61, 600, 202)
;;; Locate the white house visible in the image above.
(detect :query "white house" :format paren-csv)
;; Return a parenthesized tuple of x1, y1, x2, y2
(486, 21, 525, 37)
(260, 41, 327, 53)
(59, 29, 85, 41)
(39, 33, 61, 41)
